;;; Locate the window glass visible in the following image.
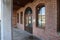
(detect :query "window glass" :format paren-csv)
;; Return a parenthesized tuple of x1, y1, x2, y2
(36, 5, 45, 28)
(25, 7, 32, 27)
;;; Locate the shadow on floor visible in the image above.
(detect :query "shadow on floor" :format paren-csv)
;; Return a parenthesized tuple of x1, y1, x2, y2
(13, 28, 41, 40)
(24, 35, 41, 40)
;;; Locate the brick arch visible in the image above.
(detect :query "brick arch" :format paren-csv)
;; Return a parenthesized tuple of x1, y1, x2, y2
(36, 3, 45, 8)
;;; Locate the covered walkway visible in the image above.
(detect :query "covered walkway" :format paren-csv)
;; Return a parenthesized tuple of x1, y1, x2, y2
(1, 0, 60, 40)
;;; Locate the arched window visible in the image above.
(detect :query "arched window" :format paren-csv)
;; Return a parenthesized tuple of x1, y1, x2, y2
(25, 7, 32, 27)
(20, 12, 23, 24)
(17, 13, 19, 23)
(25, 7, 32, 14)
(36, 4, 45, 28)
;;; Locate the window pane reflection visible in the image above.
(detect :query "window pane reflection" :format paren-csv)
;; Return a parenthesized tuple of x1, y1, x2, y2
(38, 7, 45, 28)
(25, 15, 32, 27)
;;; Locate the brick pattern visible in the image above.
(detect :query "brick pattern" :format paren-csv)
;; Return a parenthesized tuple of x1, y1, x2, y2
(17, 0, 60, 40)
(12, 10, 17, 27)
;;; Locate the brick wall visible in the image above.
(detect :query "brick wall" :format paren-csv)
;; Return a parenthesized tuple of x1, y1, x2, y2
(17, 0, 60, 40)
(12, 10, 17, 27)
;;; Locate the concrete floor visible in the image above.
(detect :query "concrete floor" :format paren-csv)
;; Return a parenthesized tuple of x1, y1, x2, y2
(0, 26, 41, 40)
(13, 28, 41, 40)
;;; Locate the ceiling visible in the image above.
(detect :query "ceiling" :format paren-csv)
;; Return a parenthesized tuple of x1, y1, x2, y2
(13, 0, 34, 10)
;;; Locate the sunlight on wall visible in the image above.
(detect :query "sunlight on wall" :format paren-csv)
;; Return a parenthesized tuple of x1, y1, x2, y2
(0, 0, 1, 20)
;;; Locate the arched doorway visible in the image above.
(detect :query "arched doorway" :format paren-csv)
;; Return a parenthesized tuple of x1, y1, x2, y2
(24, 7, 33, 33)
